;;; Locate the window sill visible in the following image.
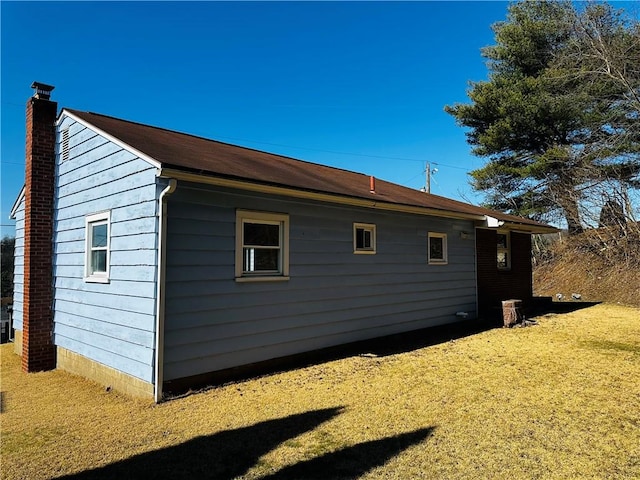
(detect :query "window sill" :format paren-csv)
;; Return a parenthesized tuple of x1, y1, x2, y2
(353, 250, 376, 255)
(235, 276, 290, 283)
(84, 276, 110, 284)
(428, 261, 448, 266)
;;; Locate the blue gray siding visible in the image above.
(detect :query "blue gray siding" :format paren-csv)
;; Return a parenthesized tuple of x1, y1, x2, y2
(163, 184, 477, 381)
(11, 197, 25, 331)
(53, 115, 159, 382)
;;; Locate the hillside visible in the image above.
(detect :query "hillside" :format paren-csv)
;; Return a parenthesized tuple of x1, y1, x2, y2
(533, 229, 640, 308)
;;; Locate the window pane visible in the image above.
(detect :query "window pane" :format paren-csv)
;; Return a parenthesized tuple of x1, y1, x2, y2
(497, 252, 509, 268)
(356, 228, 364, 249)
(356, 228, 372, 249)
(91, 250, 107, 273)
(244, 223, 280, 246)
(243, 248, 279, 272)
(497, 233, 508, 249)
(430, 237, 444, 260)
(92, 223, 108, 248)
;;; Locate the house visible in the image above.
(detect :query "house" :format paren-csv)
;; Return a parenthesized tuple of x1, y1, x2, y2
(11, 82, 557, 401)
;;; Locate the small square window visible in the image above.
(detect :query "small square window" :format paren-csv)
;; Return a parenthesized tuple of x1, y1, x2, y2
(236, 210, 289, 281)
(85, 211, 111, 283)
(428, 232, 448, 265)
(354, 223, 376, 254)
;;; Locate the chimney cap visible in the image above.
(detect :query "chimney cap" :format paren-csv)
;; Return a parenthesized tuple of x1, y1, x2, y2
(31, 81, 55, 100)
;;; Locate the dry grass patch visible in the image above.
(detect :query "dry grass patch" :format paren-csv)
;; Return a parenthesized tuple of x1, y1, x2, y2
(534, 231, 640, 307)
(2, 303, 639, 479)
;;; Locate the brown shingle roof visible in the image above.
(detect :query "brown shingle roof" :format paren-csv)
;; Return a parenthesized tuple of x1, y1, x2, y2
(64, 109, 556, 232)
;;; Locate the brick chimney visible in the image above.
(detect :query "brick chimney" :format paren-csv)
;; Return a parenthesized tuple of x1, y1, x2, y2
(22, 82, 57, 372)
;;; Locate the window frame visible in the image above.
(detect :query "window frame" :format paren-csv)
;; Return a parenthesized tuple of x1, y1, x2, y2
(496, 230, 511, 270)
(353, 223, 376, 254)
(428, 232, 448, 265)
(235, 210, 290, 282)
(84, 211, 111, 283)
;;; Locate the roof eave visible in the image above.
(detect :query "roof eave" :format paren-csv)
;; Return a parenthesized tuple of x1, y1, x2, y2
(159, 168, 487, 222)
(501, 222, 559, 234)
(477, 215, 559, 234)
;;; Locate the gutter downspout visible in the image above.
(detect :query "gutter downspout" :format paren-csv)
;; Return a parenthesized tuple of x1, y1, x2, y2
(154, 178, 177, 403)
(474, 227, 479, 320)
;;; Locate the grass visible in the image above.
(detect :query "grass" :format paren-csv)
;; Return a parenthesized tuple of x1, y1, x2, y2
(1, 303, 639, 479)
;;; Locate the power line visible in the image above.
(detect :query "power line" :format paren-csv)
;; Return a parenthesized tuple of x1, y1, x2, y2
(2, 100, 472, 170)
(0, 102, 23, 108)
(209, 134, 472, 171)
(212, 135, 426, 163)
(1, 107, 472, 171)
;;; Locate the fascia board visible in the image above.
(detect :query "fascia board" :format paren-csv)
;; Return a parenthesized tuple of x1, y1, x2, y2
(59, 109, 162, 169)
(159, 168, 486, 222)
(476, 219, 560, 235)
(9, 185, 26, 219)
(505, 223, 560, 234)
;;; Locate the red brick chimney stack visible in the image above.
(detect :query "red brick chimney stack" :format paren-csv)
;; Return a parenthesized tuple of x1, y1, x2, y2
(22, 81, 57, 372)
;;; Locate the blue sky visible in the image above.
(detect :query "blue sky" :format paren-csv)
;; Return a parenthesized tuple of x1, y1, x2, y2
(3, 1, 520, 237)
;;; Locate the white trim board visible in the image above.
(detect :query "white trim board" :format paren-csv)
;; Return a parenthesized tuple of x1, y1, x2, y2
(59, 109, 162, 170)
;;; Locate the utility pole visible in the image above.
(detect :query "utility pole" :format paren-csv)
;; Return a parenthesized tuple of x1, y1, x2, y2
(426, 162, 431, 194)
(424, 162, 437, 194)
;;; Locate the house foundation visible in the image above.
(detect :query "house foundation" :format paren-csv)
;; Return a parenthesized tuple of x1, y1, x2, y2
(57, 347, 154, 399)
(13, 330, 22, 355)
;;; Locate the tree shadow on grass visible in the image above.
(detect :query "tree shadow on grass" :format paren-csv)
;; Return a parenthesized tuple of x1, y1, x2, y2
(357, 321, 494, 358)
(532, 300, 601, 316)
(261, 426, 434, 480)
(55, 406, 433, 480)
(56, 407, 343, 480)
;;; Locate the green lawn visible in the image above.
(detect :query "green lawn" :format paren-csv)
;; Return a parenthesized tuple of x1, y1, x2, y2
(2, 303, 639, 479)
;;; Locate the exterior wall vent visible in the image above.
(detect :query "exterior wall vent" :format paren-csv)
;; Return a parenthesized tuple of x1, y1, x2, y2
(61, 129, 70, 162)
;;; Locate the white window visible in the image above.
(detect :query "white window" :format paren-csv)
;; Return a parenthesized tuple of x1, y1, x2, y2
(353, 223, 376, 254)
(85, 211, 111, 283)
(236, 210, 289, 281)
(497, 231, 511, 270)
(428, 232, 448, 265)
